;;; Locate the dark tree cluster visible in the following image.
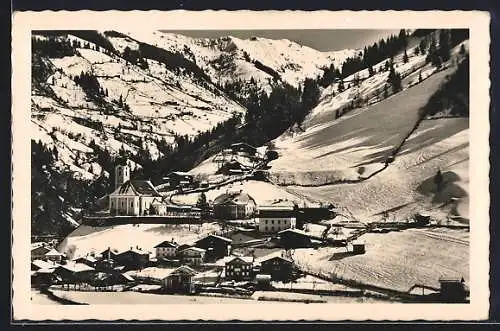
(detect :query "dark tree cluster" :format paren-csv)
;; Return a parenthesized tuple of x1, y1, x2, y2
(319, 63, 342, 88)
(74, 71, 106, 97)
(421, 54, 469, 118)
(425, 29, 469, 68)
(341, 29, 411, 78)
(32, 36, 76, 58)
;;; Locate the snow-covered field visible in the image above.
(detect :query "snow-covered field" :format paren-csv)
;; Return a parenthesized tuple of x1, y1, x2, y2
(289, 117, 468, 222)
(58, 223, 222, 259)
(171, 180, 316, 206)
(293, 228, 469, 292)
(50, 290, 256, 304)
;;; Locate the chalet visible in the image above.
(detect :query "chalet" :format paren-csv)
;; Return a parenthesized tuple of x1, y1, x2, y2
(258, 252, 295, 281)
(163, 171, 194, 189)
(230, 231, 260, 246)
(31, 245, 51, 261)
(213, 190, 257, 220)
(230, 142, 258, 156)
(224, 256, 254, 281)
(45, 248, 64, 263)
(177, 247, 206, 265)
(74, 255, 98, 268)
(31, 268, 56, 287)
(258, 200, 297, 233)
(54, 263, 95, 284)
(162, 265, 198, 293)
(89, 272, 135, 288)
(278, 228, 313, 249)
(115, 247, 150, 270)
(154, 240, 179, 259)
(217, 160, 251, 176)
(194, 234, 232, 262)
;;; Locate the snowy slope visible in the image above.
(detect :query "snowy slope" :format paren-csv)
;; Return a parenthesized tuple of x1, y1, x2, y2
(32, 31, 246, 180)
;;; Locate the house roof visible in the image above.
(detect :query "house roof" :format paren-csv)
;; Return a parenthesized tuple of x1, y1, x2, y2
(58, 263, 95, 273)
(278, 228, 310, 237)
(213, 191, 256, 206)
(32, 259, 57, 270)
(166, 171, 193, 177)
(230, 142, 257, 152)
(75, 256, 98, 263)
(45, 249, 64, 257)
(31, 245, 51, 254)
(112, 180, 161, 197)
(120, 248, 149, 256)
(196, 234, 232, 244)
(170, 265, 197, 276)
(154, 241, 178, 248)
(226, 256, 254, 265)
(178, 247, 206, 254)
(256, 251, 293, 264)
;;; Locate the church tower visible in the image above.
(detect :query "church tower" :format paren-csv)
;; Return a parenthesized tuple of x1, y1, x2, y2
(115, 164, 130, 189)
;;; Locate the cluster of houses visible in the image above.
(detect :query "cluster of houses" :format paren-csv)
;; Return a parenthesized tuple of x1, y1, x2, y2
(30, 230, 305, 294)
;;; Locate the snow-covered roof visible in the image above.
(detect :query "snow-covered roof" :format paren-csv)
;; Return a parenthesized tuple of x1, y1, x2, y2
(213, 191, 256, 206)
(255, 251, 293, 264)
(32, 259, 57, 270)
(226, 256, 254, 265)
(45, 248, 64, 257)
(178, 246, 206, 254)
(111, 180, 161, 197)
(154, 241, 178, 248)
(58, 262, 95, 273)
(196, 234, 232, 244)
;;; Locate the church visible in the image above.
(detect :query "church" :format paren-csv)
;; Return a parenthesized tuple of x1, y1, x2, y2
(109, 164, 165, 216)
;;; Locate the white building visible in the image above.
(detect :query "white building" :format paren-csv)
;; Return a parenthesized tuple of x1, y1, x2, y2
(154, 240, 179, 259)
(109, 164, 164, 216)
(257, 200, 297, 233)
(177, 247, 206, 265)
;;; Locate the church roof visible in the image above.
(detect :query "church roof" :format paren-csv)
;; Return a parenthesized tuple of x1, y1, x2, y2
(112, 180, 161, 197)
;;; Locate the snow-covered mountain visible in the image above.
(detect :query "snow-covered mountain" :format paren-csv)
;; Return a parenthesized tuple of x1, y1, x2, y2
(123, 30, 358, 94)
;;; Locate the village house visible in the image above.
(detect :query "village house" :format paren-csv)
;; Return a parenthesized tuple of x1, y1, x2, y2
(115, 247, 150, 270)
(194, 234, 232, 262)
(230, 231, 261, 246)
(74, 255, 98, 268)
(213, 190, 257, 220)
(278, 228, 314, 249)
(258, 200, 298, 233)
(154, 240, 179, 259)
(224, 256, 254, 281)
(31, 244, 51, 261)
(230, 142, 258, 157)
(31, 268, 56, 287)
(217, 159, 251, 176)
(53, 263, 95, 285)
(257, 252, 295, 281)
(162, 265, 198, 294)
(45, 248, 65, 263)
(31, 259, 57, 271)
(109, 164, 164, 216)
(177, 246, 206, 266)
(163, 171, 194, 189)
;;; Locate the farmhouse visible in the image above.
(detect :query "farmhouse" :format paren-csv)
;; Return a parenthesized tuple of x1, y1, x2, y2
(258, 200, 297, 233)
(163, 171, 194, 189)
(31, 245, 51, 261)
(162, 265, 198, 293)
(45, 248, 64, 263)
(230, 142, 258, 156)
(74, 255, 98, 268)
(278, 228, 313, 249)
(109, 175, 163, 217)
(54, 263, 95, 284)
(194, 234, 232, 262)
(218, 160, 251, 176)
(177, 247, 206, 266)
(115, 248, 150, 270)
(257, 252, 295, 281)
(154, 240, 179, 259)
(213, 190, 257, 220)
(224, 256, 254, 281)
